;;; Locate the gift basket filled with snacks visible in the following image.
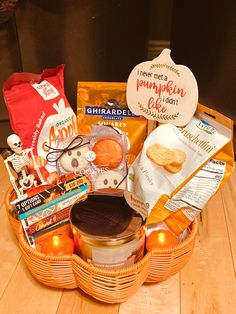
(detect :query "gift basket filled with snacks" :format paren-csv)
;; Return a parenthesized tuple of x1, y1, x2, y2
(2, 49, 234, 303)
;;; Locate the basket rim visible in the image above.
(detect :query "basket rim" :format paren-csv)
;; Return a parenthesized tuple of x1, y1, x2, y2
(7, 186, 198, 277)
(5, 186, 14, 210)
(18, 224, 152, 276)
(18, 219, 197, 277)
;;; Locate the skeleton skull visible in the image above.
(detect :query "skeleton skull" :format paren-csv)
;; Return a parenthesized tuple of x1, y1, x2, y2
(7, 134, 23, 154)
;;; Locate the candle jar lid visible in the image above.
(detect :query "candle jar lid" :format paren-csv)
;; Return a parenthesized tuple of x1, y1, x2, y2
(70, 190, 147, 245)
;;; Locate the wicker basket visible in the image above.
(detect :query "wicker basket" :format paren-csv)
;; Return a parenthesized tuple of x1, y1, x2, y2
(5, 187, 197, 303)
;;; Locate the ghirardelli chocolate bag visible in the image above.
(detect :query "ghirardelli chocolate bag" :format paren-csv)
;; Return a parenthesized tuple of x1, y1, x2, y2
(77, 82, 148, 166)
(3, 65, 78, 173)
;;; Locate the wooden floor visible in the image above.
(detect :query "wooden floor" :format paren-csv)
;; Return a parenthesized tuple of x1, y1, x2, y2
(0, 157, 236, 314)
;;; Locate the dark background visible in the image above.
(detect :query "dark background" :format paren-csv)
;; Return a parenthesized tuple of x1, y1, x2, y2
(171, 1, 236, 129)
(0, 0, 150, 147)
(0, 0, 235, 151)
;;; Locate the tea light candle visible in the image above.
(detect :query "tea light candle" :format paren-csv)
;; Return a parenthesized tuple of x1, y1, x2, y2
(39, 234, 74, 256)
(146, 229, 179, 251)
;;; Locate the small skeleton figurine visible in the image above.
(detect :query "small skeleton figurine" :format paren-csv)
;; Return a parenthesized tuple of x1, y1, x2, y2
(4, 134, 46, 200)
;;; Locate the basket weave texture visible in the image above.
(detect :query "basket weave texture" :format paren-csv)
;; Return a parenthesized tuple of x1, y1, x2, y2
(5, 187, 197, 303)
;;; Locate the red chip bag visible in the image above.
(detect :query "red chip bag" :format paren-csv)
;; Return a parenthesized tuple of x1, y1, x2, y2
(3, 65, 78, 173)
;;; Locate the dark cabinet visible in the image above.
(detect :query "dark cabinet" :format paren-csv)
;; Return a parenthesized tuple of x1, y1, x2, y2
(0, 0, 150, 148)
(171, 1, 236, 123)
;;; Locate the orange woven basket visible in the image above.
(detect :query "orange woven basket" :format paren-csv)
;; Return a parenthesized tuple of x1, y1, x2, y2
(5, 187, 197, 303)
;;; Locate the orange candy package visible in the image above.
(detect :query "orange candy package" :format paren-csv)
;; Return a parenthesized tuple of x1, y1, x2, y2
(77, 82, 148, 166)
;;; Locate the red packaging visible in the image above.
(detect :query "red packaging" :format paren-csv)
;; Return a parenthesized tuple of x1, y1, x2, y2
(3, 65, 78, 173)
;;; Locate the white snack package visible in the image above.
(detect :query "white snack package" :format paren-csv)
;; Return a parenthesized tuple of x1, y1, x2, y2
(127, 108, 232, 216)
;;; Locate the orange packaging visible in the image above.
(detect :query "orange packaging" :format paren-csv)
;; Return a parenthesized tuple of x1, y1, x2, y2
(77, 82, 148, 166)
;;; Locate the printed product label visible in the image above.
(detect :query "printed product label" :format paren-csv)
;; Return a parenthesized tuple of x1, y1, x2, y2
(32, 80, 59, 100)
(36, 99, 78, 172)
(124, 190, 148, 220)
(85, 106, 138, 120)
(90, 234, 145, 268)
(165, 158, 226, 215)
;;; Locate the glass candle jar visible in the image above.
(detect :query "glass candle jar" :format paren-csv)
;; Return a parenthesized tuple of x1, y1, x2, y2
(70, 190, 147, 269)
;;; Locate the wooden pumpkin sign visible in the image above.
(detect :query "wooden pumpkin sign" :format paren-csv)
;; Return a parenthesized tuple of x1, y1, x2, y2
(126, 49, 198, 126)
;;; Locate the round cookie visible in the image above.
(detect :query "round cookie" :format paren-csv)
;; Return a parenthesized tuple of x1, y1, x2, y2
(146, 144, 175, 166)
(92, 138, 123, 169)
(94, 170, 126, 190)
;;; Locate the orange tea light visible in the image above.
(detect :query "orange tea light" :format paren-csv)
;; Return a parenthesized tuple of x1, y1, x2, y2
(146, 229, 179, 251)
(39, 234, 74, 256)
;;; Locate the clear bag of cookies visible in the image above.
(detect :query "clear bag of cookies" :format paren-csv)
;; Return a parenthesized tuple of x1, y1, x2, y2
(46, 125, 128, 192)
